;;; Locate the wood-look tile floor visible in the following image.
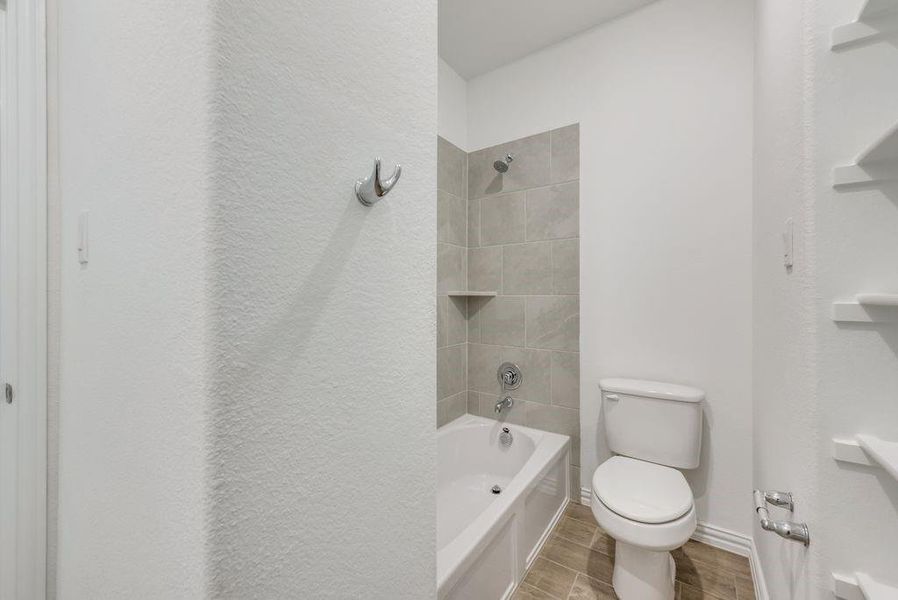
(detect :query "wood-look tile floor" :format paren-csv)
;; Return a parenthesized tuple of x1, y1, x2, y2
(513, 503, 755, 600)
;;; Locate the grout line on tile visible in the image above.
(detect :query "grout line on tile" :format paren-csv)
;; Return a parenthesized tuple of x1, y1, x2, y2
(550, 240, 556, 295)
(470, 177, 579, 202)
(484, 294, 579, 299)
(548, 131, 553, 185)
(477, 237, 579, 249)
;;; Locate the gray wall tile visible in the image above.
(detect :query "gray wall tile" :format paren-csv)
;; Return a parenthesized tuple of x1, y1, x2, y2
(447, 298, 468, 346)
(446, 296, 467, 346)
(437, 136, 470, 422)
(467, 197, 481, 248)
(438, 136, 467, 198)
(467, 391, 481, 416)
(438, 190, 466, 246)
(501, 346, 551, 404)
(551, 351, 579, 408)
(437, 243, 466, 294)
(467, 343, 500, 394)
(467, 343, 551, 404)
(468, 132, 551, 199)
(437, 392, 467, 428)
(467, 296, 486, 343)
(526, 296, 580, 351)
(437, 297, 447, 348)
(479, 297, 525, 347)
(526, 404, 580, 466)
(435, 127, 579, 431)
(550, 124, 579, 183)
(480, 192, 525, 246)
(503, 242, 553, 295)
(552, 239, 579, 295)
(468, 246, 502, 292)
(570, 466, 581, 499)
(437, 137, 468, 417)
(526, 182, 579, 242)
(437, 344, 466, 400)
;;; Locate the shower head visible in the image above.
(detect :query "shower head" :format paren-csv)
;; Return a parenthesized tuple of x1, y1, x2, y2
(493, 153, 514, 173)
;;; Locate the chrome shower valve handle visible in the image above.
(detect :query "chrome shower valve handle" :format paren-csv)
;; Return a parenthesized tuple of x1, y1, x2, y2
(356, 158, 402, 206)
(497, 362, 522, 390)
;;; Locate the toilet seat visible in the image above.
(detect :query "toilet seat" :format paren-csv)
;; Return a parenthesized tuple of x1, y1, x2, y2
(592, 456, 693, 524)
(590, 456, 697, 553)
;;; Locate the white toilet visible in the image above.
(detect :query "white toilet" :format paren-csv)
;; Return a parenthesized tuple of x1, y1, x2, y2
(591, 378, 704, 600)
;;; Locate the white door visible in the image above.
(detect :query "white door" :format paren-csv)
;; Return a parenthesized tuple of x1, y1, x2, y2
(0, 0, 46, 597)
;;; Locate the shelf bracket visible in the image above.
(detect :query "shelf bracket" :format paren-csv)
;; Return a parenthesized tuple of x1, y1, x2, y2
(831, 0, 898, 50)
(832, 122, 898, 188)
(833, 436, 898, 481)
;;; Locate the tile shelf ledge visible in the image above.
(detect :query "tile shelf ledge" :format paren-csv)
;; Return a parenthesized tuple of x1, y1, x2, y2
(834, 572, 898, 600)
(832, 435, 898, 481)
(832, 122, 898, 187)
(446, 291, 497, 298)
(831, 294, 898, 322)
(831, 0, 898, 50)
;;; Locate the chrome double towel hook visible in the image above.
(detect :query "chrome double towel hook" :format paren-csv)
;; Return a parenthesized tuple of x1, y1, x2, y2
(355, 158, 402, 206)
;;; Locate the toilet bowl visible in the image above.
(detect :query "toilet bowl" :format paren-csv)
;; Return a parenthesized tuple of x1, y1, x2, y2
(591, 456, 696, 600)
(595, 378, 704, 600)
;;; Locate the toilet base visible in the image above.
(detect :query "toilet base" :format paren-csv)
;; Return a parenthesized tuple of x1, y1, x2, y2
(611, 541, 676, 600)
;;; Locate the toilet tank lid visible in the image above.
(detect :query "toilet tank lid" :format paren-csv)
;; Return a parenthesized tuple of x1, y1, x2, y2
(599, 378, 704, 403)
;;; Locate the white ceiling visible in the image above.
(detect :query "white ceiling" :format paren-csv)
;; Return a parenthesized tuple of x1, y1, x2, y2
(439, 0, 658, 80)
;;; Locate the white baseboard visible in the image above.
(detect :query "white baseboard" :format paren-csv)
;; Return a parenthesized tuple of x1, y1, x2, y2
(691, 522, 750, 557)
(578, 487, 768, 598)
(749, 538, 770, 600)
(579, 486, 591, 506)
(689, 524, 770, 600)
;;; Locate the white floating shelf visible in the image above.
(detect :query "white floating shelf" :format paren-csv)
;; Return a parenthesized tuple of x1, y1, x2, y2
(833, 435, 898, 481)
(833, 122, 898, 187)
(832, 294, 898, 323)
(832, 0, 898, 50)
(447, 291, 497, 298)
(857, 293, 898, 306)
(834, 572, 898, 600)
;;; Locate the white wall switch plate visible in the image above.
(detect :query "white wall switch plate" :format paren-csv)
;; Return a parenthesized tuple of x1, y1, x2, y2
(78, 211, 89, 265)
(782, 218, 794, 268)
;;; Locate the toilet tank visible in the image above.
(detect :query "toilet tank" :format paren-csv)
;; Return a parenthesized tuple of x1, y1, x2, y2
(600, 378, 704, 469)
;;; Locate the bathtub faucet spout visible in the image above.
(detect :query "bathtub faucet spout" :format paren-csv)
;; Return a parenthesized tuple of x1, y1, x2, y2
(495, 396, 514, 414)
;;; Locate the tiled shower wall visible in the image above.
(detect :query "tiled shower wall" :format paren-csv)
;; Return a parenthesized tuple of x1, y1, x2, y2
(466, 125, 581, 497)
(436, 137, 469, 426)
(437, 126, 580, 497)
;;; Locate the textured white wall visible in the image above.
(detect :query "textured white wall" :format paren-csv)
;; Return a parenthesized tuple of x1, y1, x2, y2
(752, 0, 818, 594)
(54, 0, 436, 598)
(465, 0, 754, 537)
(755, 0, 898, 596)
(438, 59, 468, 150)
(208, 1, 437, 598)
(54, 1, 212, 597)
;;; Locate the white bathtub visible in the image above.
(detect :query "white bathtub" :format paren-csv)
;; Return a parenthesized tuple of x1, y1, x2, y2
(437, 415, 571, 600)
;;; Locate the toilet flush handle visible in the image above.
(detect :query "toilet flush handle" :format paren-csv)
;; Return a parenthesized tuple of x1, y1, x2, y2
(606, 394, 620, 401)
